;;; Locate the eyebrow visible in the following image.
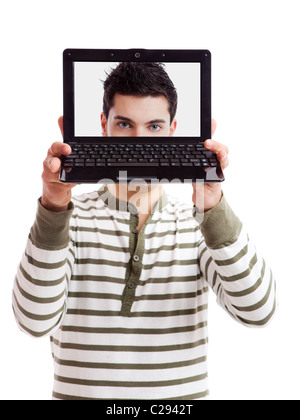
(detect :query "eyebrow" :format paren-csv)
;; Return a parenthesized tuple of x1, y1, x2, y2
(114, 115, 167, 125)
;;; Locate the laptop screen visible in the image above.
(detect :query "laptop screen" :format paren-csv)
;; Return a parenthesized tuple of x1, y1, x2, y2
(74, 61, 201, 138)
(63, 49, 211, 144)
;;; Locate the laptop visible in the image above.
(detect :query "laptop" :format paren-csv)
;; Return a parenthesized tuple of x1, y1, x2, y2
(60, 48, 224, 184)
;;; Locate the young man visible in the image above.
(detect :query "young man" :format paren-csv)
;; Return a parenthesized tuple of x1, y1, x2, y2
(12, 62, 276, 400)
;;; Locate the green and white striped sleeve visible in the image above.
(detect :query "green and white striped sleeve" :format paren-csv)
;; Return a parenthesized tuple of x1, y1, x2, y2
(12, 199, 75, 337)
(196, 195, 276, 327)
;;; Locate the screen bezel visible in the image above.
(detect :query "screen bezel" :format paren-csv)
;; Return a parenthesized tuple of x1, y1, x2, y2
(63, 48, 211, 144)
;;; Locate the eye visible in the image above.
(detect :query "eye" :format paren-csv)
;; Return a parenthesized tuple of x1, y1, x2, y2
(117, 122, 131, 129)
(149, 125, 161, 131)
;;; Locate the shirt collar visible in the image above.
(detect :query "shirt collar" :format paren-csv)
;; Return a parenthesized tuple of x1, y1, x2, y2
(97, 184, 168, 214)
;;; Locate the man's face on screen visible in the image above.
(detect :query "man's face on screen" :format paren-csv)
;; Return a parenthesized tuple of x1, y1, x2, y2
(100, 94, 177, 137)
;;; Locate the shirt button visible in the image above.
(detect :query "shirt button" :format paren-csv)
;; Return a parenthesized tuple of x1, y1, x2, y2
(128, 282, 135, 289)
(133, 255, 140, 262)
(132, 228, 138, 234)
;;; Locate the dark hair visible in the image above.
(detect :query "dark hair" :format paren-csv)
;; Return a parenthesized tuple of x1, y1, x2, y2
(102, 62, 177, 124)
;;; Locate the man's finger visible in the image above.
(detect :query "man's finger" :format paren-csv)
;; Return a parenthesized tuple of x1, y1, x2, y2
(215, 149, 229, 170)
(49, 157, 62, 173)
(211, 119, 217, 137)
(45, 142, 71, 175)
(204, 139, 229, 155)
(49, 141, 71, 158)
(58, 116, 63, 137)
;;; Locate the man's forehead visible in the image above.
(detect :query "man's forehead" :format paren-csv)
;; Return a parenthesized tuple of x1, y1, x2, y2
(110, 93, 170, 123)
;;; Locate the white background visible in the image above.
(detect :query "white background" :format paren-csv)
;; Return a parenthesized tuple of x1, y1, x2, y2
(1, 0, 300, 400)
(74, 61, 201, 136)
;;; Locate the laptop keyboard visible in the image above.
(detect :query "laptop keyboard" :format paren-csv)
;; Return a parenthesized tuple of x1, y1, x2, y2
(63, 143, 218, 168)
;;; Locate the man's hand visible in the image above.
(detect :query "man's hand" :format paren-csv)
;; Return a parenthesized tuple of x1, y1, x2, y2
(41, 116, 76, 212)
(192, 119, 229, 212)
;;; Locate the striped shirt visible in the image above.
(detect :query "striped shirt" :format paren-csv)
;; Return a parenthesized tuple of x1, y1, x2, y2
(12, 186, 276, 400)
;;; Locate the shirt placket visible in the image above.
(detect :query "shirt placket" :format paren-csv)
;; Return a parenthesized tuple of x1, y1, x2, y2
(120, 209, 145, 316)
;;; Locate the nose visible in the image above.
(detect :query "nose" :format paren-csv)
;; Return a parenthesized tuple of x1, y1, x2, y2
(133, 126, 147, 137)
